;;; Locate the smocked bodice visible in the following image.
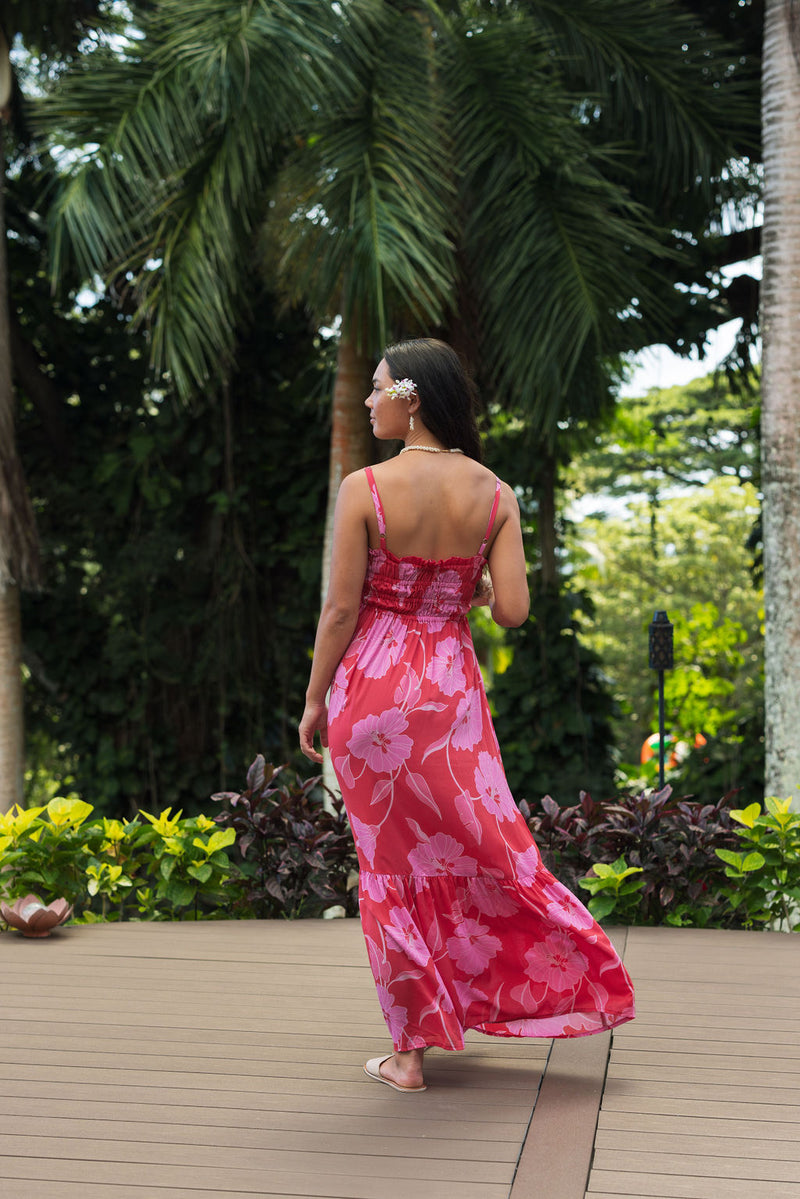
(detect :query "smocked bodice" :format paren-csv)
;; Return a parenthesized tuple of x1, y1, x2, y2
(359, 465, 500, 624)
(361, 547, 484, 622)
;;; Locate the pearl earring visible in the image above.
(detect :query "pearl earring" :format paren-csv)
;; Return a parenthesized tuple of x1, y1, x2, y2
(409, 414, 415, 432)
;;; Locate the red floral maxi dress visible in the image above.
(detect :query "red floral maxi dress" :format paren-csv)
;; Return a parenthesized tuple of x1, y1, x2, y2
(327, 467, 635, 1052)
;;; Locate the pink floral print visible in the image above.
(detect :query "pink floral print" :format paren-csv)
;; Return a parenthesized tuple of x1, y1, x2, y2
(407, 832, 477, 877)
(347, 707, 413, 773)
(474, 752, 519, 822)
(376, 985, 409, 1042)
(426, 635, 467, 696)
(328, 662, 348, 721)
(361, 614, 408, 679)
(513, 845, 542, 880)
(326, 466, 635, 1052)
(451, 689, 483, 751)
(524, 931, 590, 992)
(419, 570, 466, 629)
(447, 918, 502, 974)
(349, 814, 379, 869)
(387, 907, 432, 966)
(542, 880, 596, 931)
(467, 877, 520, 918)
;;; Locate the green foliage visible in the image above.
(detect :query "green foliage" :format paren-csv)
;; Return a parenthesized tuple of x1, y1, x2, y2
(12, 159, 332, 815)
(668, 706, 765, 811)
(41, 0, 760, 434)
(0, 796, 99, 909)
(37, 0, 359, 397)
(568, 464, 763, 792)
(134, 809, 237, 920)
(490, 589, 618, 805)
(570, 374, 759, 502)
(269, 2, 457, 348)
(212, 757, 359, 919)
(714, 798, 800, 930)
(664, 602, 748, 739)
(526, 786, 741, 927)
(578, 856, 644, 923)
(0, 765, 357, 923)
(0, 798, 234, 921)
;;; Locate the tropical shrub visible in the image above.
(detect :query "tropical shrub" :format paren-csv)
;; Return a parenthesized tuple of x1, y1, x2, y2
(578, 857, 644, 923)
(133, 810, 237, 920)
(524, 785, 741, 926)
(714, 798, 800, 930)
(212, 758, 359, 919)
(0, 798, 237, 922)
(0, 796, 101, 909)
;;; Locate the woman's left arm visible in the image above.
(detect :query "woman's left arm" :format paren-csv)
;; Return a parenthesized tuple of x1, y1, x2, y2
(299, 471, 370, 763)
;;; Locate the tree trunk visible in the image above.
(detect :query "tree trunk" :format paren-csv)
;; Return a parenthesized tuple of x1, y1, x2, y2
(536, 450, 558, 591)
(0, 579, 23, 811)
(760, 0, 800, 809)
(320, 331, 373, 604)
(0, 114, 35, 812)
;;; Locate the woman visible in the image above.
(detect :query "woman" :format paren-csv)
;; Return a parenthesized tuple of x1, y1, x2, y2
(300, 339, 634, 1094)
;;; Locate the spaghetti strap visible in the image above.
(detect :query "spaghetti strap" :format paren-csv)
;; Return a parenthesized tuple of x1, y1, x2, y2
(478, 477, 502, 556)
(364, 466, 387, 550)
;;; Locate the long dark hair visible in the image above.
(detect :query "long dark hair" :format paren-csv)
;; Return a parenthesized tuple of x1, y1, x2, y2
(383, 338, 483, 463)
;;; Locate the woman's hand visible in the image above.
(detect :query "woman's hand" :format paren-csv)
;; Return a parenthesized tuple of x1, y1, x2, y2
(470, 568, 495, 610)
(299, 699, 329, 764)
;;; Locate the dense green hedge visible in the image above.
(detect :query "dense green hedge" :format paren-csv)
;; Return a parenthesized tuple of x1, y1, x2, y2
(3, 773, 797, 932)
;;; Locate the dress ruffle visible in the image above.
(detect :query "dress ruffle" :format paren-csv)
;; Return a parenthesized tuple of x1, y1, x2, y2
(358, 871, 634, 1051)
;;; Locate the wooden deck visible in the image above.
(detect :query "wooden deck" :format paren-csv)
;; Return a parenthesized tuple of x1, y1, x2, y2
(1, 919, 798, 1199)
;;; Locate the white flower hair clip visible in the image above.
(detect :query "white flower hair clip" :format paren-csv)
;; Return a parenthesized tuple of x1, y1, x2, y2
(386, 377, 416, 400)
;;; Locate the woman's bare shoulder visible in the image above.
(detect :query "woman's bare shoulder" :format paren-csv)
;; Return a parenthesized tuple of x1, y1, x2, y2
(482, 473, 520, 512)
(336, 467, 373, 511)
(496, 477, 520, 507)
(341, 465, 378, 491)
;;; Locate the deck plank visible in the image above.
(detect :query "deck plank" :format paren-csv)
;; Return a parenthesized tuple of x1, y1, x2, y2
(595, 1129, 800, 1162)
(0, 1158, 511, 1198)
(587, 1176, 800, 1199)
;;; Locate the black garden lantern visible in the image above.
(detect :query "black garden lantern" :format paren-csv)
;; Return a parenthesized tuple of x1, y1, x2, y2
(648, 611, 674, 789)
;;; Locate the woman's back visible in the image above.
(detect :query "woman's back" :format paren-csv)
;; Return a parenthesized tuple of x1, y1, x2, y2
(367, 455, 500, 561)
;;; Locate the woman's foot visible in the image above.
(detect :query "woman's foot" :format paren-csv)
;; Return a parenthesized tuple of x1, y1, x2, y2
(364, 1048, 426, 1092)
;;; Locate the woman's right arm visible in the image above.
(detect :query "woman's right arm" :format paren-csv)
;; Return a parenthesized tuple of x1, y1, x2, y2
(299, 472, 369, 762)
(486, 486, 530, 627)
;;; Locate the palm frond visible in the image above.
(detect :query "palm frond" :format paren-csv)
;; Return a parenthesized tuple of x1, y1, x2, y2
(523, 0, 761, 202)
(443, 13, 673, 437)
(37, 0, 372, 396)
(2, 0, 124, 59)
(269, 2, 456, 351)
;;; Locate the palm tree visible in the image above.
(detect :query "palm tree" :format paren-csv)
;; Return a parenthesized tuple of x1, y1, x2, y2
(760, 0, 800, 808)
(42, 2, 756, 587)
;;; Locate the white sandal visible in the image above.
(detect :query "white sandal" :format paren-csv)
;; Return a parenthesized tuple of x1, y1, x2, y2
(364, 1054, 428, 1093)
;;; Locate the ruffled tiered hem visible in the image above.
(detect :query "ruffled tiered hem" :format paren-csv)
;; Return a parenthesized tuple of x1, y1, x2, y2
(357, 871, 635, 1052)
